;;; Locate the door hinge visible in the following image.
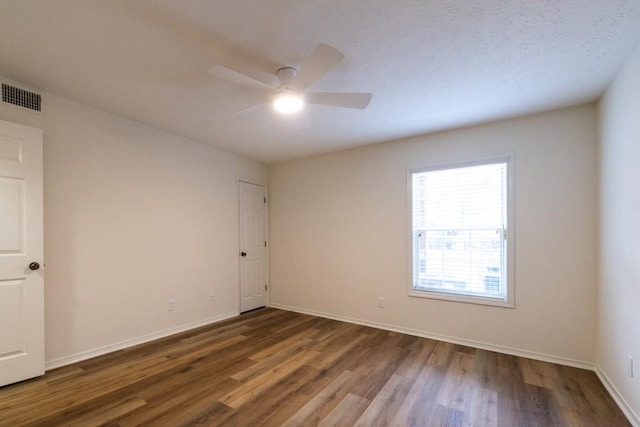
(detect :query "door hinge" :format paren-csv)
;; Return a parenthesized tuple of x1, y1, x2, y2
(265, 284, 268, 291)
(264, 197, 267, 203)
(265, 241, 267, 247)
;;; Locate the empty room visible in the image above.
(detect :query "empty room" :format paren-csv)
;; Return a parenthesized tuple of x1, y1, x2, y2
(0, 1, 639, 425)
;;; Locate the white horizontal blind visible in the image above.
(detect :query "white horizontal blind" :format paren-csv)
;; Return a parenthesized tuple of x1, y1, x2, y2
(412, 161, 507, 300)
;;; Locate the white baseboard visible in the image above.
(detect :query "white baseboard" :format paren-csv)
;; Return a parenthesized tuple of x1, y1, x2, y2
(595, 365, 640, 427)
(43, 304, 638, 427)
(45, 311, 239, 371)
(269, 303, 593, 370)
(270, 303, 640, 425)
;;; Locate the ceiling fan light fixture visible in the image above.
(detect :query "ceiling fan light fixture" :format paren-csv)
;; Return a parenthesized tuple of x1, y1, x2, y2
(273, 89, 304, 114)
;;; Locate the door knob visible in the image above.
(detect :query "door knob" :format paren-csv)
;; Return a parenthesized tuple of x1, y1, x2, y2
(29, 262, 40, 271)
(240, 252, 247, 257)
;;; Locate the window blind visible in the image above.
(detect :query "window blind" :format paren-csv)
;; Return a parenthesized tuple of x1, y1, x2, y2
(412, 161, 507, 299)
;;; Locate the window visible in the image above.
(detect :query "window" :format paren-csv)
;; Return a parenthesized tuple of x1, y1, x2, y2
(409, 153, 514, 307)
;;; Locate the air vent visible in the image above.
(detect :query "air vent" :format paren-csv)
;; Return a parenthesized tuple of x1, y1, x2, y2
(2, 83, 42, 112)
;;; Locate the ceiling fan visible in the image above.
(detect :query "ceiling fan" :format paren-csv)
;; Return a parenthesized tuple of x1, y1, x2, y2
(207, 43, 372, 115)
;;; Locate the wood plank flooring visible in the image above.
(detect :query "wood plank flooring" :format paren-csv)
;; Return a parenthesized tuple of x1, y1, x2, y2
(0, 308, 629, 426)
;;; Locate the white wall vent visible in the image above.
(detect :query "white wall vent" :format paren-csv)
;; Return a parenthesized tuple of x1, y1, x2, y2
(1, 82, 43, 113)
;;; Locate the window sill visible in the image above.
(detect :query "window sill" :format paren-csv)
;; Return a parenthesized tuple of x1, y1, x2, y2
(408, 288, 514, 308)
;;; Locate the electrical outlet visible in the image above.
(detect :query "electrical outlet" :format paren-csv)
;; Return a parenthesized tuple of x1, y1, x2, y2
(209, 292, 215, 302)
(378, 297, 385, 308)
(168, 299, 175, 311)
(628, 355, 634, 378)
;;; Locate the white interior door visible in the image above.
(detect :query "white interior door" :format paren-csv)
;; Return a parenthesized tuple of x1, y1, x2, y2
(0, 120, 44, 387)
(239, 181, 266, 313)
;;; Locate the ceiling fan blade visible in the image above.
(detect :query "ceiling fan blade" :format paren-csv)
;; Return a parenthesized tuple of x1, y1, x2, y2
(289, 43, 345, 92)
(304, 92, 372, 109)
(227, 102, 270, 119)
(225, 92, 273, 118)
(207, 65, 275, 92)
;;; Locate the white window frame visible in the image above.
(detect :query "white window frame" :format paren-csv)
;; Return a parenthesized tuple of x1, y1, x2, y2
(407, 151, 515, 308)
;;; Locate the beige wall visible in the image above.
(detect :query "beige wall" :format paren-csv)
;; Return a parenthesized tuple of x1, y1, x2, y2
(269, 105, 598, 364)
(598, 42, 640, 422)
(0, 93, 267, 364)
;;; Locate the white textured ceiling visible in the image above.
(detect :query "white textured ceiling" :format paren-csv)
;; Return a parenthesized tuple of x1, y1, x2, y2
(0, 1, 639, 163)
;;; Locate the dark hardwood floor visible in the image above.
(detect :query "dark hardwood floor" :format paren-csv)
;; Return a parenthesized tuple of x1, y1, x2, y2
(0, 308, 629, 426)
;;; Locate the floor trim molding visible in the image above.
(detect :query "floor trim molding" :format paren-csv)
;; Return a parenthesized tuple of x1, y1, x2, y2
(45, 311, 239, 371)
(270, 303, 640, 426)
(42, 304, 638, 427)
(269, 303, 593, 370)
(595, 365, 640, 427)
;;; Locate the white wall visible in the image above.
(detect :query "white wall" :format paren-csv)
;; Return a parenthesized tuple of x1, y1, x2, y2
(0, 92, 267, 365)
(269, 105, 598, 364)
(598, 42, 640, 422)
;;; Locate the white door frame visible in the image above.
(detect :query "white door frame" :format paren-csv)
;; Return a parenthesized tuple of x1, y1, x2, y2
(237, 177, 268, 312)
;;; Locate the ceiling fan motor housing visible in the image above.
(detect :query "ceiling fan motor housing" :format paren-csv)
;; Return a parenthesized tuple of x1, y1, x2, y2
(276, 67, 297, 88)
